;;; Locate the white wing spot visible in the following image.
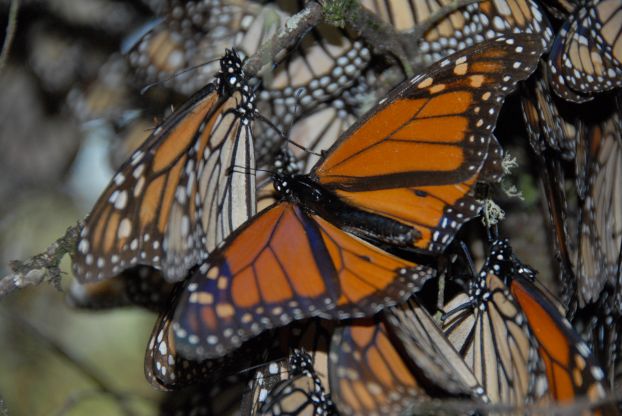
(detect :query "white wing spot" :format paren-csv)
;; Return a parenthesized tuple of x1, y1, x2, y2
(118, 218, 132, 239)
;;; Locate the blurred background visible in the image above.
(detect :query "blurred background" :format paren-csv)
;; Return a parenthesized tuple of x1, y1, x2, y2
(0, 0, 173, 414)
(0, 0, 555, 415)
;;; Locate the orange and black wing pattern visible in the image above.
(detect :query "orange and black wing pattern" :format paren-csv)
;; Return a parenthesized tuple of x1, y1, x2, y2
(511, 277, 609, 406)
(250, 350, 335, 416)
(442, 264, 546, 405)
(144, 281, 279, 391)
(520, 65, 578, 158)
(313, 35, 544, 253)
(171, 202, 433, 359)
(489, 240, 610, 409)
(328, 319, 426, 416)
(72, 50, 256, 283)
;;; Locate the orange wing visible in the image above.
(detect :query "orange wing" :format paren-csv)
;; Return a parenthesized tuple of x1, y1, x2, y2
(313, 35, 545, 253)
(73, 51, 256, 283)
(510, 276, 610, 406)
(144, 282, 280, 391)
(171, 202, 434, 360)
(329, 319, 426, 416)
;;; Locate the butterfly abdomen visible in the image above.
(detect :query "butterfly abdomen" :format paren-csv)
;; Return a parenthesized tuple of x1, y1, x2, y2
(279, 174, 419, 247)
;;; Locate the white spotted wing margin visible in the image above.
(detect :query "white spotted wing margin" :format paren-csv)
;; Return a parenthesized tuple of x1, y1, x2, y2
(73, 49, 256, 283)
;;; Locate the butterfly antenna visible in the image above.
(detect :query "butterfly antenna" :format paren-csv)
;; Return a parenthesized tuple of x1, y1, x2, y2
(254, 112, 322, 157)
(282, 88, 321, 156)
(139, 56, 222, 95)
(458, 240, 478, 278)
(485, 223, 500, 243)
(237, 356, 289, 376)
(441, 299, 475, 322)
(227, 164, 275, 177)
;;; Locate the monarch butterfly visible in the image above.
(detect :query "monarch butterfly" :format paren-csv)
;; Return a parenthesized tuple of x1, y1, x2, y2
(441, 244, 548, 405)
(575, 101, 622, 307)
(547, 0, 622, 103)
(124, 0, 258, 95)
(72, 50, 256, 283)
(362, 0, 552, 65)
(244, 349, 335, 416)
(126, 0, 371, 111)
(520, 65, 578, 159)
(147, 297, 334, 391)
(445, 239, 610, 408)
(170, 35, 545, 361)
(255, 84, 364, 188)
(503, 250, 610, 408)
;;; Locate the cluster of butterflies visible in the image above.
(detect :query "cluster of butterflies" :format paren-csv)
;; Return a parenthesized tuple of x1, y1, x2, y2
(66, 0, 622, 414)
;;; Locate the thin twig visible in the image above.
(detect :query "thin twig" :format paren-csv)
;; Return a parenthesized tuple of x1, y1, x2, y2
(338, 2, 413, 76)
(243, 1, 323, 77)
(409, 0, 482, 42)
(0, 224, 80, 299)
(0, 0, 20, 74)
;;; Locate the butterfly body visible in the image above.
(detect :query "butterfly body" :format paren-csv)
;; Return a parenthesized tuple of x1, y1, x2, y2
(273, 173, 419, 247)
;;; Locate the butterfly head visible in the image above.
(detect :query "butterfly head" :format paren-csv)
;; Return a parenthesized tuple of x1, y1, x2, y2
(467, 271, 494, 312)
(288, 349, 314, 376)
(487, 239, 536, 283)
(218, 49, 256, 124)
(272, 149, 309, 200)
(219, 49, 244, 87)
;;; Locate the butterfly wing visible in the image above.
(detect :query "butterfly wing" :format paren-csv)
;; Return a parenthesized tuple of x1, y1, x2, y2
(548, 3, 622, 102)
(171, 202, 434, 359)
(73, 51, 256, 283)
(520, 66, 577, 159)
(511, 276, 610, 404)
(253, 350, 334, 416)
(363, 0, 552, 64)
(313, 35, 544, 253)
(442, 265, 546, 404)
(386, 297, 488, 399)
(145, 281, 280, 390)
(577, 109, 622, 306)
(125, 0, 255, 95)
(328, 319, 428, 416)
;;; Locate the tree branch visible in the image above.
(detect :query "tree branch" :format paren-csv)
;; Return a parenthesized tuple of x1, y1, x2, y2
(0, 0, 20, 74)
(337, 1, 413, 75)
(243, 1, 323, 77)
(0, 224, 80, 299)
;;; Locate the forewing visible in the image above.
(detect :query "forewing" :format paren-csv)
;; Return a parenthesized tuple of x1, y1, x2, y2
(171, 203, 434, 360)
(313, 35, 544, 253)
